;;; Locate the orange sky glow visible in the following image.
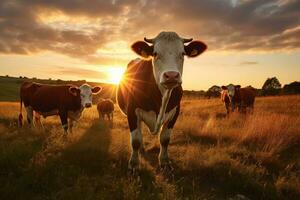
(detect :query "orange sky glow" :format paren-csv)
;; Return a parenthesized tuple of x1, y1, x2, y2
(0, 0, 299, 90)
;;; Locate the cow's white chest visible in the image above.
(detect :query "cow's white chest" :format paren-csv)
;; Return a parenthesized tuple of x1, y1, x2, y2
(135, 106, 177, 135)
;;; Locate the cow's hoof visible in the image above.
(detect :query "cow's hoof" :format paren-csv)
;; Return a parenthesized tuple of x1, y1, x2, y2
(139, 147, 145, 155)
(128, 159, 139, 171)
(158, 162, 174, 180)
(61, 133, 68, 141)
(128, 167, 140, 177)
(160, 162, 174, 172)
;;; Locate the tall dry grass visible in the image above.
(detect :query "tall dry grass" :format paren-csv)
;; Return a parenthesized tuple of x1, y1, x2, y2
(0, 95, 299, 199)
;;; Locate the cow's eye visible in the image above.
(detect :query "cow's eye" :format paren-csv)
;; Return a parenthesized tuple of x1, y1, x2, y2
(153, 52, 158, 57)
(182, 52, 186, 56)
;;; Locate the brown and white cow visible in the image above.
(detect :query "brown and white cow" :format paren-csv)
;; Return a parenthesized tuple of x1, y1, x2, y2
(19, 82, 101, 134)
(117, 32, 207, 171)
(97, 99, 114, 121)
(222, 85, 256, 113)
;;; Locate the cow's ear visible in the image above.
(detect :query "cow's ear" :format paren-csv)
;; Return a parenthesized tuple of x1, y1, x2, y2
(184, 41, 207, 57)
(131, 41, 153, 59)
(69, 87, 79, 96)
(92, 86, 102, 94)
(235, 85, 241, 89)
(221, 86, 228, 90)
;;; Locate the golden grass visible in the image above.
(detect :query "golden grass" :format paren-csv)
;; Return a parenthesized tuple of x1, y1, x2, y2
(0, 95, 299, 199)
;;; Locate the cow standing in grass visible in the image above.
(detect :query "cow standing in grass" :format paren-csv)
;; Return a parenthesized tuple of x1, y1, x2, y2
(117, 32, 207, 172)
(97, 99, 114, 121)
(221, 85, 256, 113)
(19, 82, 101, 134)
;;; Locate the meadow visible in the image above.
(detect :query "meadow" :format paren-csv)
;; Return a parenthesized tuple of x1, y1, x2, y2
(0, 95, 299, 200)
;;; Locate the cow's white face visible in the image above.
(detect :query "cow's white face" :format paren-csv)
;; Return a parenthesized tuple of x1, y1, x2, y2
(79, 84, 101, 108)
(131, 32, 207, 91)
(152, 39, 184, 89)
(69, 84, 102, 108)
(227, 85, 235, 98)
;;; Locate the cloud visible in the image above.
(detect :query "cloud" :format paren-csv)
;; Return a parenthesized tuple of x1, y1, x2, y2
(240, 61, 259, 65)
(51, 66, 109, 80)
(0, 0, 299, 64)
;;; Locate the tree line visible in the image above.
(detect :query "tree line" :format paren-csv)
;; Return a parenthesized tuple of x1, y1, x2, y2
(184, 77, 300, 98)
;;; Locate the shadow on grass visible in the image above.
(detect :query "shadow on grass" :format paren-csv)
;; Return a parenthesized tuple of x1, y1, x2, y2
(0, 119, 162, 200)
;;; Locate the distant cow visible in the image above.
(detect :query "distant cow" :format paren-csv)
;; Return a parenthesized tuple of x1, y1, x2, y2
(222, 85, 256, 113)
(19, 82, 101, 134)
(117, 31, 207, 171)
(97, 99, 114, 121)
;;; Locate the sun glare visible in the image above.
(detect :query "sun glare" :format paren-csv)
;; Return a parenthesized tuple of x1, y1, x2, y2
(107, 67, 126, 84)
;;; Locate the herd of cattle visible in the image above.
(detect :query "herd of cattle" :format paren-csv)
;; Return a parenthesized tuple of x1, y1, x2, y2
(17, 31, 256, 172)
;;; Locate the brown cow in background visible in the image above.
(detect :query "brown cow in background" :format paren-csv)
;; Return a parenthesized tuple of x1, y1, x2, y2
(221, 85, 256, 114)
(19, 82, 101, 134)
(233, 85, 256, 113)
(97, 99, 114, 121)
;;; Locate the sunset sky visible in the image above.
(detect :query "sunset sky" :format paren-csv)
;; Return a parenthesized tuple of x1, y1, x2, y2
(0, 0, 299, 90)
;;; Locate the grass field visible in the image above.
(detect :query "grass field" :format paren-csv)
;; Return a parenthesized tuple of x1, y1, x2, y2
(0, 96, 299, 200)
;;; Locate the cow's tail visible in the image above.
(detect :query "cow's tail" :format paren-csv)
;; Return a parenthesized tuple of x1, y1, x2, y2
(18, 97, 23, 127)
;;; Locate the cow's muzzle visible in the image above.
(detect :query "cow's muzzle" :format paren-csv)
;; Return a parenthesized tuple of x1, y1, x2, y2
(161, 71, 182, 89)
(85, 103, 92, 108)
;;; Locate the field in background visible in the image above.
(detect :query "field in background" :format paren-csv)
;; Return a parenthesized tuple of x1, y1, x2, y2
(0, 76, 116, 102)
(0, 96, 299, 200)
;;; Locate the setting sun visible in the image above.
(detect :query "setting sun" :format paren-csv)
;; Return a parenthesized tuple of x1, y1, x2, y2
(106, 67, 126, 85)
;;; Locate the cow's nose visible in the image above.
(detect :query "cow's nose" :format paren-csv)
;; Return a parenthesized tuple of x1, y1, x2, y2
(85, 103, 92, 108)
(163, 71, 180, 83)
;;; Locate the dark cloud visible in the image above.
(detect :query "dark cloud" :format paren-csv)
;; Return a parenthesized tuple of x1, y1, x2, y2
(240, 61, 259, 65)
(0, 0, 299, 64)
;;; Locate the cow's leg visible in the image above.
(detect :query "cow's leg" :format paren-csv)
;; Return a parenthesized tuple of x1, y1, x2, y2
(25, 106, 33, 128)
(69, 119, 74, 134)
(135, 108, 156, 133)
(34, 112, 44, 129)
(128, 110, 142, 171)
(159, 127, 171, 167)
(225, 102, 230, 115)
(129, 127, 142, 170)
(59, 110, 68, 135)
(159, 106, 180, 171)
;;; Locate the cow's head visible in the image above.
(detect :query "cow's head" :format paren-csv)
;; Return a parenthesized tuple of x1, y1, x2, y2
(131, 32, 207, 90)
(69, 84, 102, 108)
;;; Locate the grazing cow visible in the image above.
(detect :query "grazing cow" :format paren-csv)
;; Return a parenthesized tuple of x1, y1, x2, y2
(117, 32, 207, 171)
(222, 85, 256, 113)
(19, 82, 101, 134)
(97, 99, 114, 121)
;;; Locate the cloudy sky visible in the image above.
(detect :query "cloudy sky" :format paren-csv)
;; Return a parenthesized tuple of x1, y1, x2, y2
(0, 0, 299, 90)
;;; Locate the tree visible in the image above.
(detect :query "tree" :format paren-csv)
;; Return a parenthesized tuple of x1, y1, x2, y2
(262, 77, 281, 95)
(206, 85, 221, 98)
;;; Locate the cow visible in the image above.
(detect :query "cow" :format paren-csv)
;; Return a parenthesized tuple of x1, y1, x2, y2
(222, 85, 256, 113)
(97, 99, 114, 121)
(19, 82, 101, 134)
(117, 31, 207, 172)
